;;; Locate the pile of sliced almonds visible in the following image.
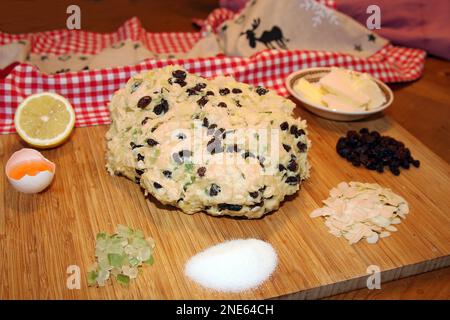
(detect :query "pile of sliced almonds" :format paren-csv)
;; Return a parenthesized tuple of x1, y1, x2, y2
(310, 182, 409, 244)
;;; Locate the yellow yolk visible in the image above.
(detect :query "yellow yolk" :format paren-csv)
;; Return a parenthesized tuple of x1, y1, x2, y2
(8, 160, 54, 180)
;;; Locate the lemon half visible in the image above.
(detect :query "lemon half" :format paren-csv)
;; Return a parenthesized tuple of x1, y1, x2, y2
(14, 92, 75, 148)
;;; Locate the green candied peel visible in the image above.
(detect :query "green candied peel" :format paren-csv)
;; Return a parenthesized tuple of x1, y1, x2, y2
(87, 224, 156, 287)
(184, 162, 194, 173)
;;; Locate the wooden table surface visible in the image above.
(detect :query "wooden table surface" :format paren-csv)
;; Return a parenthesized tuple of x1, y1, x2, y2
(0, 0, 449, 299)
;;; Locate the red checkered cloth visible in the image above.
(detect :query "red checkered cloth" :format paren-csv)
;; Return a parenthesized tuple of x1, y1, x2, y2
(0, 7, 426, 134)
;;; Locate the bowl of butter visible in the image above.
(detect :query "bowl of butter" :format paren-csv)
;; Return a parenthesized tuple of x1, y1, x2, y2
(286, 67, 393, 121)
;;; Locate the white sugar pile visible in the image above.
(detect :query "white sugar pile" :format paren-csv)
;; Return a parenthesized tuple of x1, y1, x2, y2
(184, 239, 278, 292)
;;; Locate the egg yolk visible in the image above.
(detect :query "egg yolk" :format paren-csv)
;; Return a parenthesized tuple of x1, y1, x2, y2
(8, 161, 54, 180)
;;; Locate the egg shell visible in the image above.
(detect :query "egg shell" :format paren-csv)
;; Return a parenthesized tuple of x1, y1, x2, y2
(5, 148, 55, 194)
(8, 171, 55, 194)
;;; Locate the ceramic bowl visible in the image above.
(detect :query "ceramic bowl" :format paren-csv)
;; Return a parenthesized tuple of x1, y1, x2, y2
(285, 67, 394, 121)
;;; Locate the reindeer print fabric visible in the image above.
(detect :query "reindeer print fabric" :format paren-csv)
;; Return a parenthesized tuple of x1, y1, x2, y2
(217, 0, 388, 57)
(0, 0, 389, 74)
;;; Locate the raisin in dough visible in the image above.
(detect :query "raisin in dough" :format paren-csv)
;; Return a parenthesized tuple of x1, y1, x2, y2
(106, 66, 310, 218)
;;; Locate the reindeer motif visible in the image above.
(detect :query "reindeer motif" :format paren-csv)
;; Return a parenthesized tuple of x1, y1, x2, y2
(240, 18, 289, 50)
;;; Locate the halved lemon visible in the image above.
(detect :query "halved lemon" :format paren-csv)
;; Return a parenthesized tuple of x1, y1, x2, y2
(14, 92, 76, 148)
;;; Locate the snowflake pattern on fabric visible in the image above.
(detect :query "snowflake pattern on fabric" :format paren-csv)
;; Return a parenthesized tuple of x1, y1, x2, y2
(299, 0, 339, 27)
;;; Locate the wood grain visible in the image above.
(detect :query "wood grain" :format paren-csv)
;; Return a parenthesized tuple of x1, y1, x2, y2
(0, 0, 449, 300)
(1, 108, 449, 299)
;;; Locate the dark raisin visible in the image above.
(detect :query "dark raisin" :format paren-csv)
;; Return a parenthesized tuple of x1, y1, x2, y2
(163, 170, 172, 178)
(195, 83, 207, 90)
(256, 86, 268, 95)
(153, 99, 169, 115)
(232, 88, 242, 94)
(390, 166, 400, 176)
(412, 159, 420, 168)
(186, 88, 198, 96)
(137, 154, 145, 161)
(287, 160, 298, 172)
(278, 164, 286, 171)
(235, 100, 242, 107)
(130, 142, 143, 149)
(290, 125, 298, 136)
(197, 96, 208, 107)
(285, 175, 300, 185)
(206, 90, 214, 96)
(147, 138, 159, 147)
(337, 147, 349, 158)
(370, 131, 381, 140)
(151, 126, 157, 132)
(137, 96, 152, 109)
(347, 130, 359, 139)
(359, 127, 369, 134)
(297, 142, 307, 152)
(202, 117, 209, 128)
(218, 102, 227, 108)
(359, 154, 369, 165)
(249, 201, 264, 209)
(242, 151, 255, 159)
(336, 137, 347, 149)
(197, 167, 206, 177)
(177, 132, 187, 140)
(135, 169, 144, 176)
(172, 70, 186, 79)
(218, 203, 242, 211)
(282, 144, 291, 152)
(219, 88, 230, 96)
(174, 78, 187, 87)
(209, 183, 221, 196)
(296, 129, 305, 137)
(352, 159, 361, 167)
(336, 129, 419, 176)
(400, 161, 410, 169)
(249, 191, 259, 198)
(141, 117, 150, 126)
(153, 182, 162, 189)
(280, 121, 289, 131)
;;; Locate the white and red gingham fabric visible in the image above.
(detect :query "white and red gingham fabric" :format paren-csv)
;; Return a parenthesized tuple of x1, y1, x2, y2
(0, 6, 426, 134)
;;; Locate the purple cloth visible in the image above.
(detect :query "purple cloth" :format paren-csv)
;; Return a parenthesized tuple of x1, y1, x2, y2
(219, 0, 248, 12)
(337, 0, 450, 60)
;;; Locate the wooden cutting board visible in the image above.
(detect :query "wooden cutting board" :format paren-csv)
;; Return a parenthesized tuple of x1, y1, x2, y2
(1, 107, 449, 299)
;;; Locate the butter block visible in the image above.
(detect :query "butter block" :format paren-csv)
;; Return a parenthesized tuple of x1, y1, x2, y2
(352, 74, 386, 110)
(322, 94, 363, 112)
(319, 68, 370, 108)
(294, 78, 323, 106)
